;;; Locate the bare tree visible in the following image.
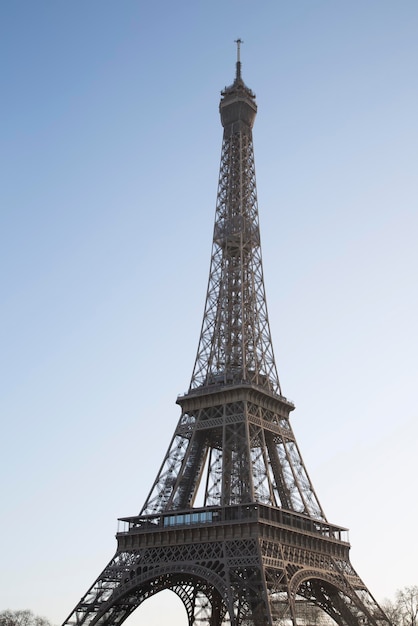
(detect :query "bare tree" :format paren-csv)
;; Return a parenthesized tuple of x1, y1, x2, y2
(382, 587, 418, 626)
(396, 586, 418, 626)
(381, 598, 401, 626)
(0, 611, 52, 626)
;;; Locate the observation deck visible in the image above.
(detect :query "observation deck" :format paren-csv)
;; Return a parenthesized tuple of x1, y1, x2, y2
(117, 503, 350, 559)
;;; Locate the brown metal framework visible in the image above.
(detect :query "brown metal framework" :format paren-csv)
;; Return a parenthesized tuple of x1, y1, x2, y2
(62, 50, 390, 626)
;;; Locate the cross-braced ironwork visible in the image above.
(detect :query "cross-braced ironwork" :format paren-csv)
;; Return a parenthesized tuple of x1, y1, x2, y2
(63, 46, 390, 626)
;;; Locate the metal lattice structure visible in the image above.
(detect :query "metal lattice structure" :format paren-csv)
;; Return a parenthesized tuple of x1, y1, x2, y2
(63, 44, 390, 626)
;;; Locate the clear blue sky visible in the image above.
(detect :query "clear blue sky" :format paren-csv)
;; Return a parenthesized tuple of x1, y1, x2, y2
(1, 2, 417, 624)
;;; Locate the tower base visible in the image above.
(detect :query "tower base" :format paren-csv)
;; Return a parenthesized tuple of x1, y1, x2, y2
(63, 505, 388, 626)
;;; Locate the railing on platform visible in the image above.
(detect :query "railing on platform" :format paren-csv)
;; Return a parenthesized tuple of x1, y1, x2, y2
(117, 503, 349, 543)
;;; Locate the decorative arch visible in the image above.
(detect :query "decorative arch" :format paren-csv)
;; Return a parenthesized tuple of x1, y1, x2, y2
(89, 562, 232, 626)
(288, 569, 375, 626)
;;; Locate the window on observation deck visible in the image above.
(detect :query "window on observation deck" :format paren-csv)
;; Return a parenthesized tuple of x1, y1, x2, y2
(163, 511, 213, 527)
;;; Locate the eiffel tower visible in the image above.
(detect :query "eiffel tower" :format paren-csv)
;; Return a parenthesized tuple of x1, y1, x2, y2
(63, 43, 390, 626)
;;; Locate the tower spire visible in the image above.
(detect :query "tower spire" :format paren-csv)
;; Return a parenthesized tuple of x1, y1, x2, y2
(235, 38, 243, 80)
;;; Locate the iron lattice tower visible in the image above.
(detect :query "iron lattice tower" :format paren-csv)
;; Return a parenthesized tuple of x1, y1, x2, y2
(63, 46, 390, 626)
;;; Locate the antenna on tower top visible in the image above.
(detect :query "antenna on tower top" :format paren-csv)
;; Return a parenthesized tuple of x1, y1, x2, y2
(234, 38, 243, 79)
(235, 38, 243, 62)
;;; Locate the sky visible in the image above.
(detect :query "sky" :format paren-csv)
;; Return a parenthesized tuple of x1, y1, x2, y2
(1, 1, 417, 624)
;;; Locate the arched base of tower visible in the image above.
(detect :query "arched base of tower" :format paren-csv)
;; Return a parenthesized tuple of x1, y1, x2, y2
(63, 507, 389, 626)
